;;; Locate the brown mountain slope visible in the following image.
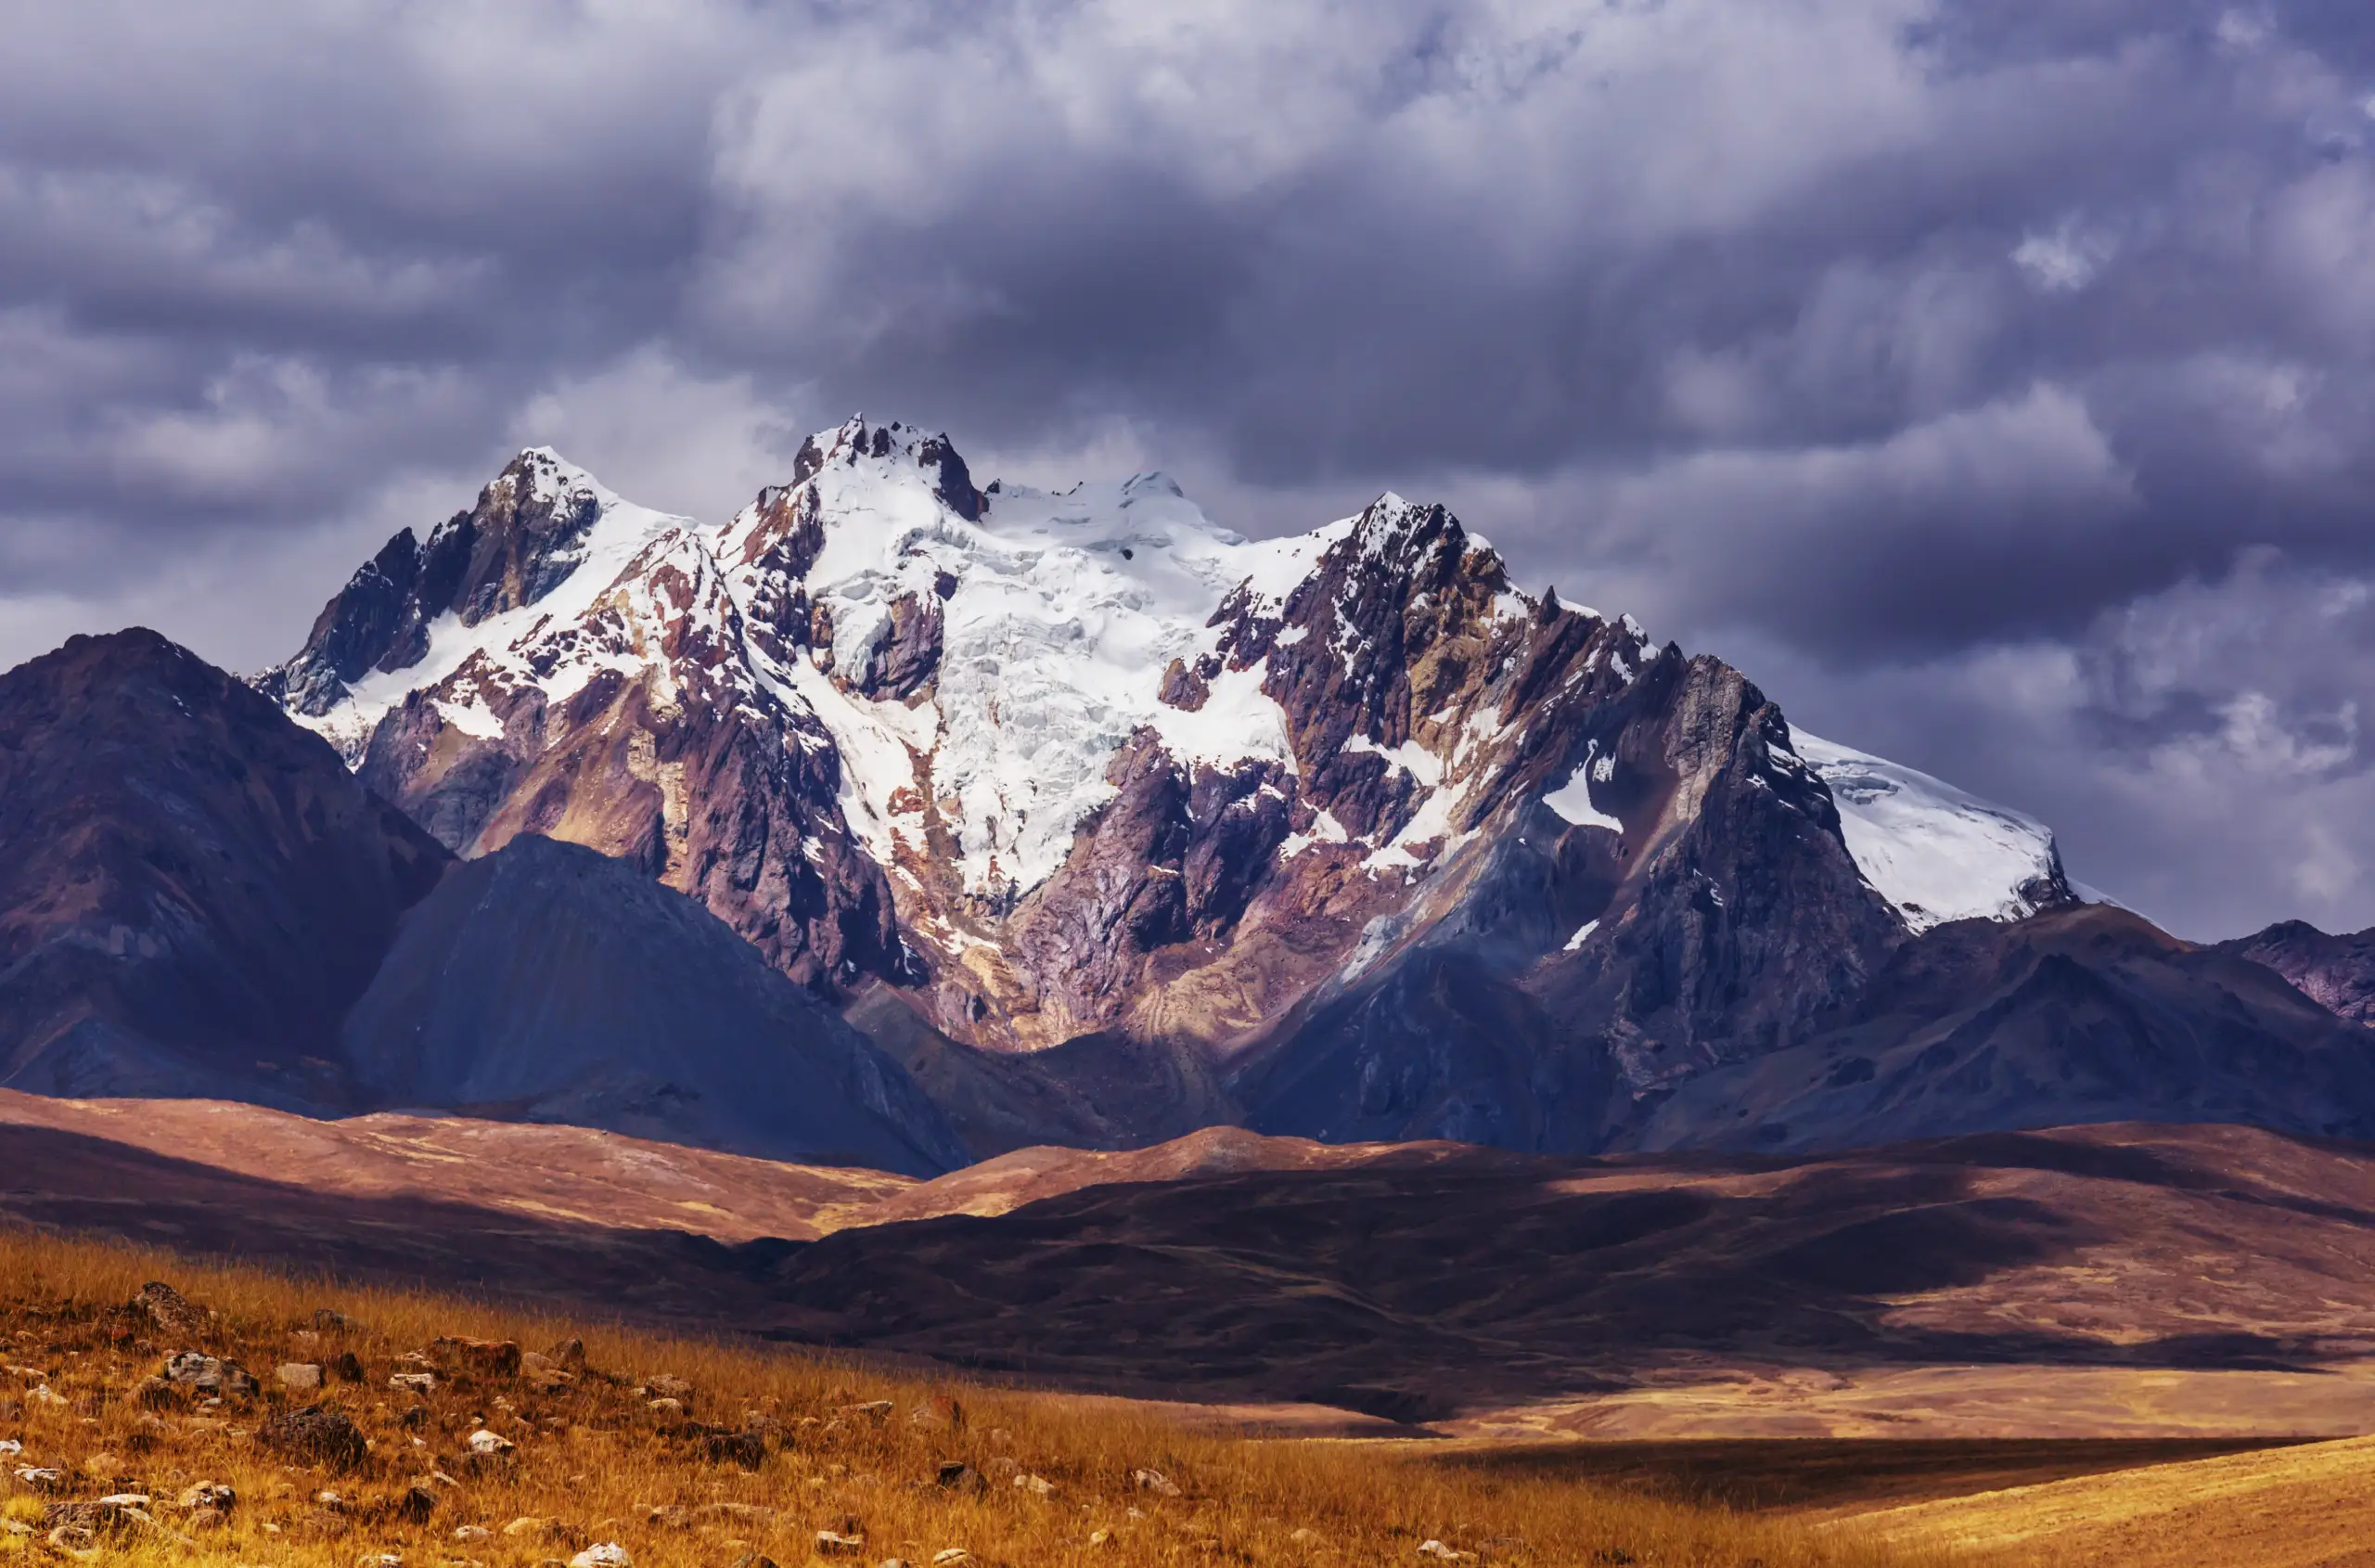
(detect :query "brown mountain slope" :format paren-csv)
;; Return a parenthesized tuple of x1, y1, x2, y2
(756, 1121, 2375, 1426)
(0, 630, 450, 1108)
(11, 1099, 2375, 1435)
(0, 1087, 906, 1241)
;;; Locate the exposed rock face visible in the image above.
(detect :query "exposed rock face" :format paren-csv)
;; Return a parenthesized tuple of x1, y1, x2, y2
(0, 631, 449, 1108)
(250, 417, 2330, 1163)
(270, 456, 908, 992)
(2217, 920, 2375, 1028)
(259, 449, 608, 718)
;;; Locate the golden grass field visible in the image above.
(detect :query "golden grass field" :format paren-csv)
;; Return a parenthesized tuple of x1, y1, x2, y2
(0, 1227, 1952, 1568)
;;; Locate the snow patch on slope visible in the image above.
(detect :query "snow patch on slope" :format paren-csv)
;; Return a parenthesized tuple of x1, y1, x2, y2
(1542, 742, 1623, 833)
(1791, 731, 2065, 932)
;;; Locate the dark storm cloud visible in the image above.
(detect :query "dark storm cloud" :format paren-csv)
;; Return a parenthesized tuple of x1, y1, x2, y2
(3, 0, 2373, 936)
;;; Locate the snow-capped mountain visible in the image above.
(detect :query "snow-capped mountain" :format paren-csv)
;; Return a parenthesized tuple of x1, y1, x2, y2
(1790, 732, 2071, 932)
(262, 418, 2116, 1150)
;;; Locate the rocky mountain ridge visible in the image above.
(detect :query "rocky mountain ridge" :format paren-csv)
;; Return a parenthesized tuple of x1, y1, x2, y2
(254, 419, 2139, 1155)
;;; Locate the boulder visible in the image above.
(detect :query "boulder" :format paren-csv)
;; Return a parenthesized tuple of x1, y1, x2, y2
(129, 1282, 210, 1341)
(177, 1483, 236, 1513)
(433, 1337, 522, 1379)
(1131, 1469, 1182, 1498)
(260, 1404, 371, 1471)
(278, 1363, 325, 1392)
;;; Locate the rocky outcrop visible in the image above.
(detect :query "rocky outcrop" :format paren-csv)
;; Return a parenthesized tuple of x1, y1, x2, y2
(0, 630, 450, 1108)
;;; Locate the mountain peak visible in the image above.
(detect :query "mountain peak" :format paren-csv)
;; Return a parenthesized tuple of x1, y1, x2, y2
(789, 417, 982, 521)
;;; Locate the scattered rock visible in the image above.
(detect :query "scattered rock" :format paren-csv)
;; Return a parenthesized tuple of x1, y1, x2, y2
(569, 1545, 632, 1568)
(455, 1525, 493, 1542)
(389, 1372, 436, 1396)
(28, 1384, 65, 1407)
(546, 1337, 586, 1369)
(1017, 1473, 1055, 1497)
(392, 1484, 438, 1523)
(160, 1350, 257, 1398)
(133, 1375, 179, 1409)
(816, 1530, 867, 1555)
(278, 1363, 325, 1391)
(644, 1374, 692, 1400)
(731, 1556, 783, 1568)
(934, 1462, 985, 1496)
(1132, 1469, 1183, 1498)
(330, 1351, 366, 1383)
(433, 1338, 522, 1379)
(1418, 1541, 1476, 1562)
(695, 1503, 777, 1526)
(520, 1352, 575, 1392)
(840, 1400, 894, 1423)
(1088, 1531, 1112, 1548)
(931, 1550, 970, 1567)
(259, 1404, 370, 1471)
(11, 1466, 65, 1493)
(178, 1483, 236, 1513)
(129, 1281, 211, 1340)
(467, 1430, 516, 1458)
(46, 1523, 97, 1562)
(1289, 1528, 1323, 1546)
(645, 1397, 683, 1418)
(908, 1394, 962, 1429)
(356, 1553, 404, 1568)
(40, 1496, 187, 1551)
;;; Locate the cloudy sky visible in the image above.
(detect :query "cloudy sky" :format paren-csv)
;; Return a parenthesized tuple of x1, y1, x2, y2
(3, 0, 2373, 940)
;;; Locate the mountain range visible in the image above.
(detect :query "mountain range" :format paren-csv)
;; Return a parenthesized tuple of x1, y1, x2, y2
(6, 417, 2374, 1168)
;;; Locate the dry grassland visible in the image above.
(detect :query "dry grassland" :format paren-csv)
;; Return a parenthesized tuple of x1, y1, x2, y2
(0, 1227, 1954, 1568)
(1842, 1432, 2375, 1567)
